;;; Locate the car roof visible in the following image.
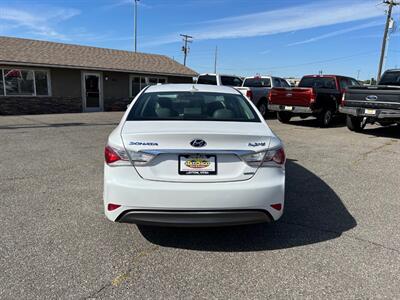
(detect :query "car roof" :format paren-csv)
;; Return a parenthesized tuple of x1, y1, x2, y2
(145, 83, 241, 94)
(244, 76, 273, 79)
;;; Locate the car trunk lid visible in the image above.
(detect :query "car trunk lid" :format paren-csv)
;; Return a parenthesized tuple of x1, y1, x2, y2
(121, 121, 273, 183)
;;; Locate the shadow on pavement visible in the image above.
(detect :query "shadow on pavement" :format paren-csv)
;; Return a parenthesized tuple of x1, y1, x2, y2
(138, 160, 357, 251)
(285, 116, 346, 128)
(360, 125, 400, 139)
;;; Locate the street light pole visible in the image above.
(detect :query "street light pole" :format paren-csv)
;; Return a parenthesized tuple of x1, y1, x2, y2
(377, 0, 398, 81)
(134, 0, 140, 52)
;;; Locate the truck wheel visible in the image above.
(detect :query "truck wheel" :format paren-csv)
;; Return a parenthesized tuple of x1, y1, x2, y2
(257, 100, 268, 118)
(318, 109, 333, 127)
(346, 115, 363, 132)
(277, 112, 292, 123)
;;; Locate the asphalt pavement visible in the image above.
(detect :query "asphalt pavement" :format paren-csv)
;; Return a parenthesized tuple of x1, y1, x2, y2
(0, 112, 399, 299)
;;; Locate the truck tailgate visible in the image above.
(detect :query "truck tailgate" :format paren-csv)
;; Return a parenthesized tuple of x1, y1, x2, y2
(269, 87, 314, 107)
(345, 86, 400, 109)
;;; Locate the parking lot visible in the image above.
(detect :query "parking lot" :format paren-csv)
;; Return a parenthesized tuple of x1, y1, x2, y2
(1, 112, 399, 299)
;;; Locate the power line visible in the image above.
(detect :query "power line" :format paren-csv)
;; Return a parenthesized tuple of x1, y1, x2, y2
(180, 34, 193, 66)
(377, 0, 399, 81)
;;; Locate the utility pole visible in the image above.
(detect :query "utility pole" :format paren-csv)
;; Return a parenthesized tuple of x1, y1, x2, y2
(377, 0, 398, 81)
(214, 46, 218, 73)
(180, 34, 193, 66)
(134, 0, 140, 52)
(357, 70, 360, 80)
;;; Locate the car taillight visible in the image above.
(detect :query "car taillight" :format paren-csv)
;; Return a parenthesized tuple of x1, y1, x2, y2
(263, 148, 286, 167)
(267, 90, 272, 102)
(241, 147, 285, 168)
(128, 151, 156, 166)
(246, 90, 253, 100)
(341, 91, 346, 106)
(105, 145, 130, 165)
(310, 89, 316, 104)
(105, 145, 156, 166)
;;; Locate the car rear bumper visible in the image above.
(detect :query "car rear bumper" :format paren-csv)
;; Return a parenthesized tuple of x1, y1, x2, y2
(104, 165, 285, 226)
(339, 106, 400, 118)
(268, 104, 312, 114)
(117, 210, 273, 227)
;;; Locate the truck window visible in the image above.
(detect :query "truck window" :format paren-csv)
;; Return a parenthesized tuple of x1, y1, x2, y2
(272, 78, 281, 87)
(379, 71, 400, 86)
(243, 78, 271, 88)
(197, 75, 217, 85)
(299, 77, 337, 89)
(221, 76, 242, 87)
(279, 78, 290, 88)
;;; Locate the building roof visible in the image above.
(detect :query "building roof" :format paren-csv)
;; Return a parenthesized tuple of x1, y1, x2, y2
(0, 36, 197, 77)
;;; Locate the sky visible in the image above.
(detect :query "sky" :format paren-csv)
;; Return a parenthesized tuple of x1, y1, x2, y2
(0, 0, 399, 80)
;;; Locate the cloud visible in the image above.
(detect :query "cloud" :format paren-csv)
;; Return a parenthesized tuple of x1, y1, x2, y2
(141, 0, 384, 47)
(287, 20, 383, 46)
(0, 7, 80, 40)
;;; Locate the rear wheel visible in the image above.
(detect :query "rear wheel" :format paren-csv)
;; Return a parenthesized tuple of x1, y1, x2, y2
(346, 115, 363, 132)
(257, 99, 268, 118)
(318, 109, 333, 127)
(277, 112, 292, 123)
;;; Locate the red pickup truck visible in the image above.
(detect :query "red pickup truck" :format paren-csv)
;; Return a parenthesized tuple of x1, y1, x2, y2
(268, 75, 361, 127)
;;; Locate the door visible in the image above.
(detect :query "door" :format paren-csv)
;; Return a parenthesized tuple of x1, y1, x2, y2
(82, 72, 102, 112)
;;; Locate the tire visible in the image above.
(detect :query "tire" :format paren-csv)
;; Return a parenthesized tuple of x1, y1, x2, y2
(346, 115, 363, 132)
(318, 109, 333, 127)
(277, 111, 292, 123)
(257, 100, 268, 118)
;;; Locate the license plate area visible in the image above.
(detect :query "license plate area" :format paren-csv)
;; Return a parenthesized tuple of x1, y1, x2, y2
(179, 154, 217, 175)
(364, 108, 377, 115)
(284, 106, 293, 111)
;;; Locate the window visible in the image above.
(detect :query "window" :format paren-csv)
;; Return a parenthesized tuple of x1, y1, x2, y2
(243, 77, 271, 88)
(340, 78, 360, 90)
(279, 78, 290, 88)
(197, 75, 217, 85)
(272, 78, 281, 87)
(4, 69, 34, 95)
(130, 75, 167, 97)
(220, 76, 243, 87)
(35, 71, 49, 95)
(0, 68, 50, 96)
(299, 77, 337, 89)
(127, 91, 261, 122)
(0, 70, 3, 96)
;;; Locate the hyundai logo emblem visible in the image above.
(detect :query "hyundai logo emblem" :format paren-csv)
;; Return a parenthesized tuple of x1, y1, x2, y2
(366, 95, 378, 101)
(190, 139, 207, 148)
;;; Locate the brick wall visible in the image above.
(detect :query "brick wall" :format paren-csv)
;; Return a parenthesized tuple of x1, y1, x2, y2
(104, 97, 131, 111)
(0, 97, 82, 115)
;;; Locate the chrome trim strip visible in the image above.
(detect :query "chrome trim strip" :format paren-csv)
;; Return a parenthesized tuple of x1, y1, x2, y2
(140, 149, 256, 156)
(345, 99, 400, 105)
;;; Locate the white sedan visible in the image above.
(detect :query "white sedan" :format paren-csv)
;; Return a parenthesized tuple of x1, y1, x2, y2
(103, 84, 285, 226)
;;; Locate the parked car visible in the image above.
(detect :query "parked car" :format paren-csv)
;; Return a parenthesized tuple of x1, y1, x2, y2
(340, 69, 400, 131)
(268, 75, 361, 127)
(196, 73, 243, 87)
(236, 76, 291, 117)
(104, 84, 285, 226)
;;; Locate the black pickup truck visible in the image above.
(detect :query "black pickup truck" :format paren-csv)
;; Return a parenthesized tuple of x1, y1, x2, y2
(340, 70, 400, 131)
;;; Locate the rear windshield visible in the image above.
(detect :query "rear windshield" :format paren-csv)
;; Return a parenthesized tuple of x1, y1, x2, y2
(299, 77, 337, 89)
(127, 91, 260, 122)
(220, 76, 242, 87)
(379, 71, 400, 86)
(197, 75, 217, 85)
(243, 78, 271, 88)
